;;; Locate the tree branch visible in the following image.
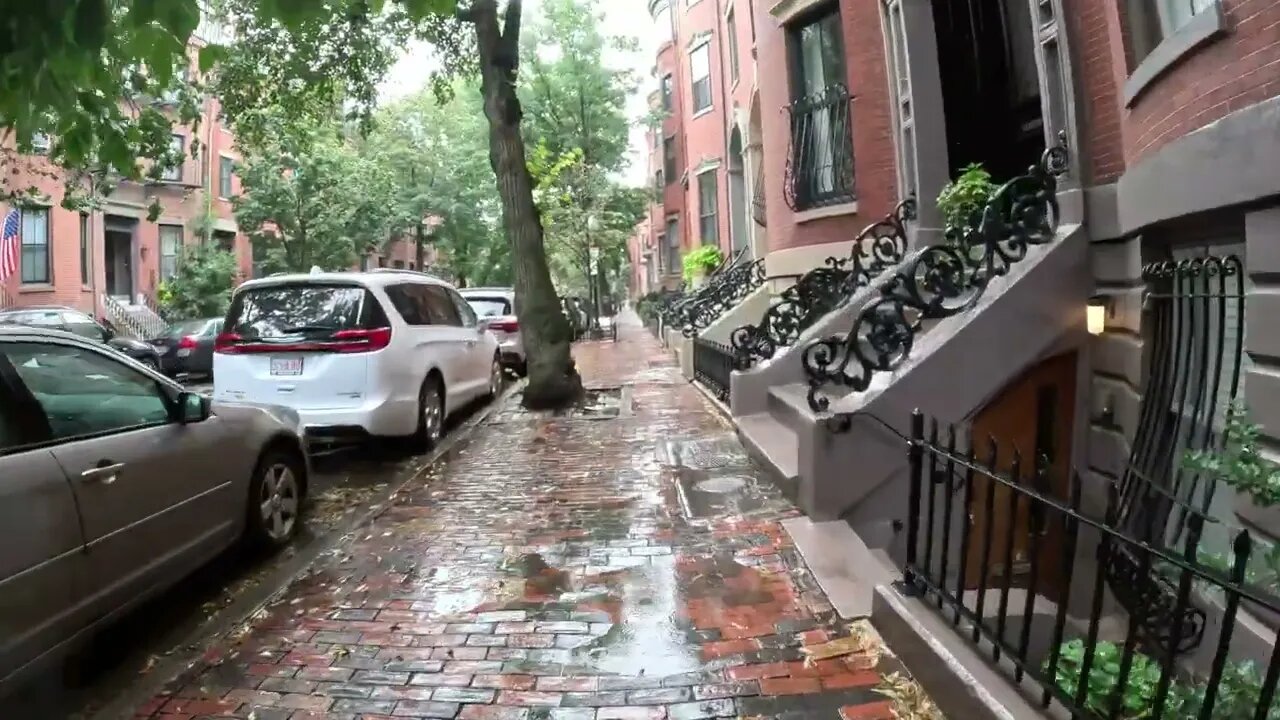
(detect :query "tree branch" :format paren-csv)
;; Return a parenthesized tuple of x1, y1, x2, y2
(501, 0, 523, 63)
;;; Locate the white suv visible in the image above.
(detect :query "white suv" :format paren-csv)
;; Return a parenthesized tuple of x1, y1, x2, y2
(213, 270, 501, 447)
(459, 287, 525, 376)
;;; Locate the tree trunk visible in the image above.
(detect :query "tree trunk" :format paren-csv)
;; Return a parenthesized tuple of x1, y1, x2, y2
(470, 0, 581, 409)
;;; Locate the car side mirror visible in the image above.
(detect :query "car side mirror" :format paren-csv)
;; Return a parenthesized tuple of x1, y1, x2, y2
(177, 391, 211, 424)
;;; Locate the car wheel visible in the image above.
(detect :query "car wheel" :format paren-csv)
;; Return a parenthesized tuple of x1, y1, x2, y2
(246, 448, 304, 549)
(485, 355, 502, 399)
(414, 376, 444, 450)
(516, 359, 528, 377)
(139, 356, 159, 371)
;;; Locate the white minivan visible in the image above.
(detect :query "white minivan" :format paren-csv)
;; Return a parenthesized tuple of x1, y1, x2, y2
(213, 270, 501, 447)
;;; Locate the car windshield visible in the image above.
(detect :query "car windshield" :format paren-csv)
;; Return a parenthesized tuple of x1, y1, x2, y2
(226, 284, 368, 339)
(466, 297, 512, 318)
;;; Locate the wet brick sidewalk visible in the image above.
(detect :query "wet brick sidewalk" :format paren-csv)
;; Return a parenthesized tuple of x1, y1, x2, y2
(132, 313, 923, 720)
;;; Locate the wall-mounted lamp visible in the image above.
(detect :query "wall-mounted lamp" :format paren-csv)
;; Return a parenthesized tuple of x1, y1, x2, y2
(1087, 295, 1112, 336)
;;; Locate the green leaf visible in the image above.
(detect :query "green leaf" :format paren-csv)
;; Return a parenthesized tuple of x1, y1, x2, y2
(199, 44, 229, 72)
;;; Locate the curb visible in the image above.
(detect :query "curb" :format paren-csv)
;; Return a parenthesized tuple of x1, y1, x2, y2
(87, 380, 525, 720)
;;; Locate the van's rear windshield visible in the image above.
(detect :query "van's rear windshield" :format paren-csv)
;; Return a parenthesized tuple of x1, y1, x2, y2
(225, 284, 382, 339)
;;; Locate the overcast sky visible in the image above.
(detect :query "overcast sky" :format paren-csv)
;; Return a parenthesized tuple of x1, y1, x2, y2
(378, 0, 657, 187)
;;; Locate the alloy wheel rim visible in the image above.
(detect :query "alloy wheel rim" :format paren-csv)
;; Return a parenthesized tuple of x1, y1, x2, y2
(258, 463, 299, 541)
(423, 388, 442, 440)
(491, 360, 500, 395)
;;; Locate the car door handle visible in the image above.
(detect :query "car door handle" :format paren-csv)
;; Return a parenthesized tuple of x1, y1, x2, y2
(81, 462, 126, 485)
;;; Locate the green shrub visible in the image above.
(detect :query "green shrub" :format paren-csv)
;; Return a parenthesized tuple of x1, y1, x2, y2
(682, 245, 723, 282)
(1184, 402, 1280, 508)
(937, 163, 997, 232)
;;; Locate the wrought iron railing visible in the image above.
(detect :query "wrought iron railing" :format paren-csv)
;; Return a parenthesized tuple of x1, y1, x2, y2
(693, 337, 734, 403)
(680, 257, 766, 338)
(1117, 255, 1246, 543)
(784, 84, 855, 211)
(101, 293, 169, 339)
(730, 199, 915, 370)
(902, 410, 1280, 720)
(660, 249, 745, 335)
(752, 163, 767, 227)
(803, 139, 1069, 412)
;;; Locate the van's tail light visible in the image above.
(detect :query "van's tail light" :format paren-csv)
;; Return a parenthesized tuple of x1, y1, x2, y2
(214, 328, 391, 354)
(489, 319, 519, 333)
(215, 331, 243, 354)
(328, 327, 392, 353)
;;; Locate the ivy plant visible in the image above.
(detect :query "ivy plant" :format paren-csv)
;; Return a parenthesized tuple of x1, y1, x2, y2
(936, 163, 997, 233)
(1048, 639, 1280, 719)
(1184, 402, 1280, 508)
(682, 245, 723, 282)
(1048, 639, 1178, 719)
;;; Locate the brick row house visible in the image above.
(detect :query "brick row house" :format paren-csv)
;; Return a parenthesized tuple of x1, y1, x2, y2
(637, 0, 1280, 715)
(0, 18, 252, 335)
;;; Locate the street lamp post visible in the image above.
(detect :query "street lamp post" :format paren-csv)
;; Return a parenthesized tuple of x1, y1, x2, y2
(587, 215, 601, 331)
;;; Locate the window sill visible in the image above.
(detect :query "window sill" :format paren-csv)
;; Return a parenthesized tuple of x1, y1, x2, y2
(1124, 5, 1226, 107)
(794, 200, 858, 224)
(691, 106, 715, 120)
(19, 284, 56, 294)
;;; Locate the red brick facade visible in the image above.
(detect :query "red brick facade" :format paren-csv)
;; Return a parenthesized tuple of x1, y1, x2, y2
(1115, 0, 1280, 167)
(0, 46, 250, 316)
(751, 0, 898, 254)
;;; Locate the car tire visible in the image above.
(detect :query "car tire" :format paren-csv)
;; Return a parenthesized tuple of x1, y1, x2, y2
(139, 356, 160, 371)
(245, 447, 305, 550)
(413, 376, 444, 450)
(516, 359, 528, 378)
(485, 355, 502, 400)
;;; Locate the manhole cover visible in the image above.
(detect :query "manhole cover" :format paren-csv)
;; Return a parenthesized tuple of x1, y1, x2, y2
(695, 476, 748, 493)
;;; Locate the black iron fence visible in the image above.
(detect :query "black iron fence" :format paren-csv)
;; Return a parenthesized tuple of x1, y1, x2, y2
(679, 256, 766, 338)
(730, 199, 914, 370)
(902, 410, 1280, 720)
(693, 337, 734, 403)
(803, 137, 1069, 412)
(784, 84, 855, 211)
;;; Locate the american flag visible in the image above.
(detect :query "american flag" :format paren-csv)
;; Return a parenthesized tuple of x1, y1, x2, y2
(0, 208, 19, 281)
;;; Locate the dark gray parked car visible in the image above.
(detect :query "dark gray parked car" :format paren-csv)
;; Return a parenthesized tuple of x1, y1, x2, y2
(0, 326, 309, 697)
(149, 317, 223, 379)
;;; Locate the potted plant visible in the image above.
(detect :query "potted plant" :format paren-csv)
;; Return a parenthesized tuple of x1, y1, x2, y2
(682, 245, 723, 288)
(936, 163, 997, 243)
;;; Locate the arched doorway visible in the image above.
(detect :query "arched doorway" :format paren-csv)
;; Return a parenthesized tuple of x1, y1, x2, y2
(728, 126, 748, 256)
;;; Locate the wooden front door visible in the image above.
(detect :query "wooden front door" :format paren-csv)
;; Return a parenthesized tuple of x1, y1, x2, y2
(963, 351, 1077, 599)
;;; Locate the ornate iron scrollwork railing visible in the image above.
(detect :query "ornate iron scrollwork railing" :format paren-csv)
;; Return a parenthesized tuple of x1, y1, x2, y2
(660, 248, 745, 335)
(680, 257, 766, 338)
(730, 199, 916, 370)
(784, 84, 856, 212)
(803, 139, 1070, 412)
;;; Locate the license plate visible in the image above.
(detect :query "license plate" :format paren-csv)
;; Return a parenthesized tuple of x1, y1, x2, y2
(270, 357, 303, 376)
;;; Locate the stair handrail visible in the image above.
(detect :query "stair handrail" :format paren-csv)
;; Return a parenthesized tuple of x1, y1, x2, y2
(662, 247, 745, 330)
(729, 198, 916, 370)
(681, 255, 766, 338)
(0, 284, 14, 310)
(100, 293, 149, 339)
(802, 137, 1070, 412)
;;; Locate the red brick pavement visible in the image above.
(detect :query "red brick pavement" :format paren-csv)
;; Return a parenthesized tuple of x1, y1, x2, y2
(131, 313, 917, 720)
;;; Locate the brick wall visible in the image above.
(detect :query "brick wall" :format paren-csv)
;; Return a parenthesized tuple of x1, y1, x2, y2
(676, 0, 731, 254)
(1118, 0, 1280, 167)
(1072, 0, 1128, 184)
(751, 0, 898, 253)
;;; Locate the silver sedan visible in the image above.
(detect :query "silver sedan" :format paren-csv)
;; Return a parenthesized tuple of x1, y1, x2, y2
(0, 325, 309, 697)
